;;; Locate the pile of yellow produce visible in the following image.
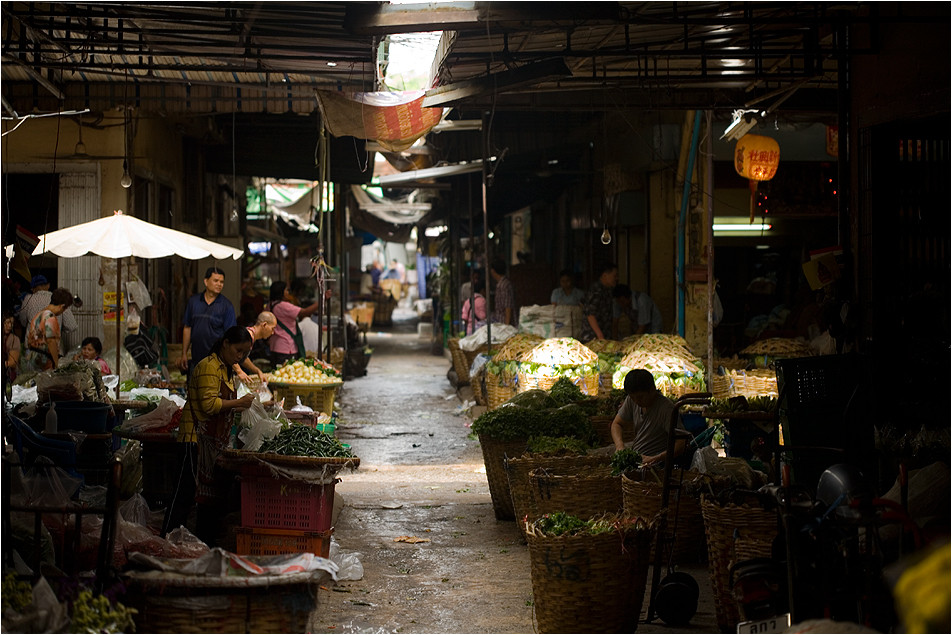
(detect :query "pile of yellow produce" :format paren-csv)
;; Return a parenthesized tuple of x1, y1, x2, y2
(268, 359, 340, 384)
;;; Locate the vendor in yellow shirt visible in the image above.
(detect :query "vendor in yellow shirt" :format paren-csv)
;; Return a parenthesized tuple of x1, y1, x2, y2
(177, 325, 256, 545)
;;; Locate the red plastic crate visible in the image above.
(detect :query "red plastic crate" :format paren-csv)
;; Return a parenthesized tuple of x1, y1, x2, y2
(240, 474, 337, 532)
(235, 526, 333, 558)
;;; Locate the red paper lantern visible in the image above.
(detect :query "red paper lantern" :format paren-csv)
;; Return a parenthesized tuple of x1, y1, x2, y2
(734, 134, 780, 222)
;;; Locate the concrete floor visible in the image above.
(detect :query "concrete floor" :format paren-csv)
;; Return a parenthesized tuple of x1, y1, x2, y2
(311, 310, 721, 634)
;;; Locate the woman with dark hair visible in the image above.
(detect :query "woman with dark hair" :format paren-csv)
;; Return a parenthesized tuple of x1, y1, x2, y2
(177, 325, 255, 545)
(75, 336, 112, 375)
(21, 287, 73, 373)
(267, 280, 321, 366)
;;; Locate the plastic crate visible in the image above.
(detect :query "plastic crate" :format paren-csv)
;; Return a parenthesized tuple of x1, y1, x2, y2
(282, 410, 320, 428)
(234, 526, 333, 558)
(269, 381, 341, 415)
(240, 473, 337, 531)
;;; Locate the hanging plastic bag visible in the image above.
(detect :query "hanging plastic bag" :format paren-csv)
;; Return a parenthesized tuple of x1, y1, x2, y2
(237, 397, 282, 451)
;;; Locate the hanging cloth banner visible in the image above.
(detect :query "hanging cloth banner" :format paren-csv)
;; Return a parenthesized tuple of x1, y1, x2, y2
(315, 90, 445, 152)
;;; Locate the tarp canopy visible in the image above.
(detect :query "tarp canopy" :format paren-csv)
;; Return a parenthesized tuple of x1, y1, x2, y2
(315, 90, 445, 152)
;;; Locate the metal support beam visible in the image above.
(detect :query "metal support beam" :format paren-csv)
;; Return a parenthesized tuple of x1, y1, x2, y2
(424, 58, 572, 107)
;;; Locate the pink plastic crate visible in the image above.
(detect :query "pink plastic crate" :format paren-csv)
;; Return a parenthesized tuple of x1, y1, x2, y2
(240, 475, 337, 532)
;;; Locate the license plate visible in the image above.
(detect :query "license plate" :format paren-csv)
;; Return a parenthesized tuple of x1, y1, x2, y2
(737, 613, 791, 634)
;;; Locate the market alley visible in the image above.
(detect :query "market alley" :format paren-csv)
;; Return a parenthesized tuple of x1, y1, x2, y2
(313, 314, 718, 634)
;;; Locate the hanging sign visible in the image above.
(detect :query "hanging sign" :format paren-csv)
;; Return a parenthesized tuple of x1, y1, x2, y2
(103, 291, 124, 323)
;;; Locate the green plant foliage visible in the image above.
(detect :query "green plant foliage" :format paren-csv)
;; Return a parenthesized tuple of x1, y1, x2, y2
(504, 389, 558, 410)
(610, 447, 643, 476)
(548, 377, 585, 406)
(526, 436, 591, 456)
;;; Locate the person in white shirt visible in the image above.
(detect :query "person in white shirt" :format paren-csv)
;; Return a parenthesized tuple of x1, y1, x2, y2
(550, 269, 585, 306)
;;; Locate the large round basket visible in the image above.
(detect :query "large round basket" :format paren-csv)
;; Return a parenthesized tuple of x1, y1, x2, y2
(486, 370, 518, 410)
(124, 569, 329, 634)
(527, 466, 623, 522)
(621, 469, 706, 563)
(478, 435, 529, 520)
(588, 415, 636, 447)
(700, 496, 778, 630)
(506, 454, 610, 528)
(527, 518, 652, 633)
(448, 338, 471, 383)
(516, 370, 599, 396)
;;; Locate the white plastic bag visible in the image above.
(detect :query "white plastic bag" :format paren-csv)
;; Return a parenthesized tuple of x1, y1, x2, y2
(328, 538, 364, 581)
(120, 397, 181, 434)
(237, 398, 282, 451)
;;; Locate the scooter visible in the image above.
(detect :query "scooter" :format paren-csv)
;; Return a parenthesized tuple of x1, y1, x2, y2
(730, 462, 922, 633)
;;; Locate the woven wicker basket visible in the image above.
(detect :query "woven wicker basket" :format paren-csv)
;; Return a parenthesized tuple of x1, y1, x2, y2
(621, 469, 707, 563)
(506, 454, 610, 527)
(125, 569, 326, 634)
(597, 371, 616, 397)
(527, 518, 652, 633)
(588, 415, 637, 447)
(527, 466, 623, 521)
(486, 370, 518, 410)
(478, 435, 529, 520)
(448, 338, 471, 383)
(463, 344, 489, 370)
(516, 370, 599, 396)
(472, 366, 488, 406)
(700, 496, 778, 630)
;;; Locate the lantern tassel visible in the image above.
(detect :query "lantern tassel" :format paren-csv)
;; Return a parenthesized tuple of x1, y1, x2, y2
(749, 179, 758, 223)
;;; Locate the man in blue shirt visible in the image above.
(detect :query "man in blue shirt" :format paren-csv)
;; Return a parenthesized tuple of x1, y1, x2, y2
(178, 267, 237, 372)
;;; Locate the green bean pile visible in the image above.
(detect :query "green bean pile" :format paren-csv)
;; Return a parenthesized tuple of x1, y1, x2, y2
(258, 424, 354, 458)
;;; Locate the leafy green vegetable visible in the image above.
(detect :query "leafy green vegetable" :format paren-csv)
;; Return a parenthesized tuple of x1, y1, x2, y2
(529, 511, 629, 537)
(549, 377, 585, 406)
(119, 379, 138, 392)
(526, 436, 591, 456)
(544, 403, 598, 445)
(610, 448, 643, 476)
(472, 402, 597, 443)
(471, 404, 544, 441)
(504, 389, 558, 410)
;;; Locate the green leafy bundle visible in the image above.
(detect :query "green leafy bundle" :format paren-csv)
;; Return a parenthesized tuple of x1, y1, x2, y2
(258, 423, 354, 457)
(471, 404, 545, 441)
(610, 448, 643, 476)
(504, 389, 558, 410)
(548, 377, 585, 406)
(544, 403, 598, 445)
(526, 435, 592, 456)
(472, 401, 596, 443)
(529, 511, 630, 537)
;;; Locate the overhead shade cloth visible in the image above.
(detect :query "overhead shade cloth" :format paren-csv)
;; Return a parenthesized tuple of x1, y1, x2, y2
(347, 189, 441, 244)
(315, 90, 445, 152)
(351, 185, 431, 225)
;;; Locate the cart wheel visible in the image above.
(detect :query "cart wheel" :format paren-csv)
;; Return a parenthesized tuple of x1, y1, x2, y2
(655, 573, 699, 626)
(662, 570, 700, 595)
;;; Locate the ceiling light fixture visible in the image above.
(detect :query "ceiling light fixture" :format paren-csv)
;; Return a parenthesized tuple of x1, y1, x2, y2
(720, 108, 765, 141)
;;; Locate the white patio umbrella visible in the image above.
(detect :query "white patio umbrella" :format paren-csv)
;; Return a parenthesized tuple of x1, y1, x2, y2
(6, 210, 244, 393)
